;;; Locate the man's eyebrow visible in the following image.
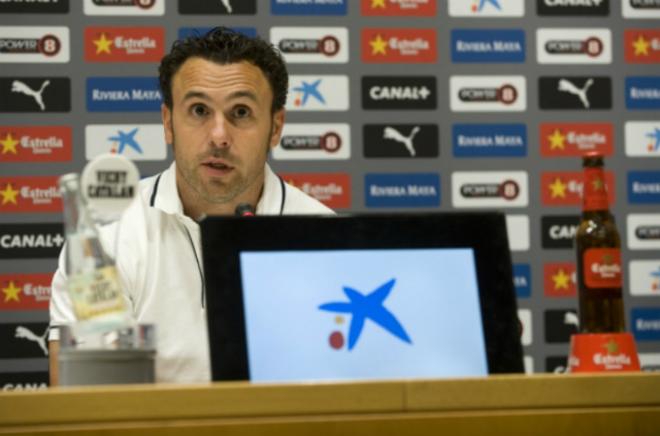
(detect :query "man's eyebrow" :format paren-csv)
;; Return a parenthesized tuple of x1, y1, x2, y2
(181, 90, 259, 103)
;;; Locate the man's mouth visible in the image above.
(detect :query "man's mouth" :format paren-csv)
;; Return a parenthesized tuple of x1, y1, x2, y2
(202, 159, 234, 174)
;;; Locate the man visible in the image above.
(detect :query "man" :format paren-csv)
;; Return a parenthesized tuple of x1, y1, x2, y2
(49, 27, 333, 384)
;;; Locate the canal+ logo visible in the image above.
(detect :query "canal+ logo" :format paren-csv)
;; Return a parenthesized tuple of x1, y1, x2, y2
(319, 278, 412, 351)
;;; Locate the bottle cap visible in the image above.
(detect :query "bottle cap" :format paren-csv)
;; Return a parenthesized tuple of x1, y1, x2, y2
(80, 154, 140, 222)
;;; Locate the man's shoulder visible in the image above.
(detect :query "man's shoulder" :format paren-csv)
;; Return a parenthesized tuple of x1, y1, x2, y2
(282, 183, 335, 215)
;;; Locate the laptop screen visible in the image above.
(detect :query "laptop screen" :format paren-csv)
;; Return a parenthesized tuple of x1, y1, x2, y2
(239, 248, 488, 382)
(200, 213, 524, 382)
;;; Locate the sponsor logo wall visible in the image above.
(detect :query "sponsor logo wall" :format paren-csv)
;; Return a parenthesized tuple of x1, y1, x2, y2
(0, 0, 658, 385)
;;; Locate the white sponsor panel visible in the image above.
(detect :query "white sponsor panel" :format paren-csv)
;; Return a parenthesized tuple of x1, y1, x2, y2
(625, 121, 660, 157)
(270, 27, 348, 64)
(450, 75, 526, 112)
(0, 27, 69, 63)
(286, 75, 349, 111)
(448, 0, 525, 17)
(83, 0, 165, 16)
(629, 260, 660, 296)
(639, 353, 660, 371)
(627, 214, 660, 250)
(272, 123, 350, 160)
(623, 1, 660, 18)
(85, 124, 167, 161)
(451, 171, 529, 208)
(506, 214, 530, 252)
(536, 28, 612, 64)
(518, 309, 532, 346)
(523, 355, 534, 374)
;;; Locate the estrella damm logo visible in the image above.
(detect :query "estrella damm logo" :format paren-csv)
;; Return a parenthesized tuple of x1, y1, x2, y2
(539, 122, 613, 157)
(280, 173, 351, 209)
(84, 27, 164, 62)
(544, 263, 577, 298)
(0, 273, 52, 311)
(625, 30, 660, 64)
(361, 28, 437, 63)
(360, 0, 436, 16)
(0, 126, 72, 162)
(0, 177, 61, 213)
(541, 171, 616, 206)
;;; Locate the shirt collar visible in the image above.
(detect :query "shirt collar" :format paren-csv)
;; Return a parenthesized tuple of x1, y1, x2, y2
(150, 162, 282, 217)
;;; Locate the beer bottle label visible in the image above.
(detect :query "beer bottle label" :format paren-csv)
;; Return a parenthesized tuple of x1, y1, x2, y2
(582, 167, 609, 211)
(583, 248, 622, 288)
(68, 266, 127, 320)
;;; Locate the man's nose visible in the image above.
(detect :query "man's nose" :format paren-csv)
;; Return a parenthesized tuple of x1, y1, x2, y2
(209, 114, 231, 148)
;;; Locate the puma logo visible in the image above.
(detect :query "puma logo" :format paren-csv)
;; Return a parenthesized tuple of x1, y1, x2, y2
(558, 78, 594, 109)
(15, 325, 50, 356)
(220, 0, 232, 13)
(11, 80, 50, 111)
(383, 126, 420, 157)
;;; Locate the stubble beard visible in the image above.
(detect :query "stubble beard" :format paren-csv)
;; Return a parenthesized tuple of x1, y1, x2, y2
(171, 122, 274, 207)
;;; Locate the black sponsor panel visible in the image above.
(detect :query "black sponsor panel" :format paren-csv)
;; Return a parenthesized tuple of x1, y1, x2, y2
(363, 124, 439, 158)
(539, 76, 611, 110)
(545, 309, 579, 343)
(636, 225, 660, 240)
(541, 215, 580, 249)
(362, 76, 437, 110)
(178, 0, 256, 14)
(0, 0, 69, 13)
(537, 0, 609, 15)
(0, 372, 48, 390)
(630, 0, 660, 9)
(0, 223, 64, 259)
(0, 322, 49, 358)
(0, 78, 70, 113)
(545, 356, 569, 373)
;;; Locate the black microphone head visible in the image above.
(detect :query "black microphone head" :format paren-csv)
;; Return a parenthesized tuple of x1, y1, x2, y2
(235, 203, 256, 216)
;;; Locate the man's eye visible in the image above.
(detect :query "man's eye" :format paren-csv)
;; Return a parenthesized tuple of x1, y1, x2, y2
(233, 106, 251, 118)
(191, 104, 208, 117)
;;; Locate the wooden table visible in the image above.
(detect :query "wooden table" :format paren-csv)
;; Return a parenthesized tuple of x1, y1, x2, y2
(1, 373, 659, 435)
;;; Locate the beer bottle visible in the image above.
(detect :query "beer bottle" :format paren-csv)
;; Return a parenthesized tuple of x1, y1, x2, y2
(575, 152, 625, 333)
(59, 173, 132, 331)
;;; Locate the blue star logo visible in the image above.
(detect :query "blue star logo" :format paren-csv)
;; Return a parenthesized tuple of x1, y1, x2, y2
(108, 128, 143, 154)
(292, 79, 325, 107)
(478, 0, 501, 11)
(319, 278, 412, 350)
(646, 128, 660, 151)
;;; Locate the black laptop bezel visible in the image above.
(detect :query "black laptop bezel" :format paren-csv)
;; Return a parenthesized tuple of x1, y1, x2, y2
(200, 212, 524, 381)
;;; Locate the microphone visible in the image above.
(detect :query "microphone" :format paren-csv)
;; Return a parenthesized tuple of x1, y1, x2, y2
(235, 203, 255, 217)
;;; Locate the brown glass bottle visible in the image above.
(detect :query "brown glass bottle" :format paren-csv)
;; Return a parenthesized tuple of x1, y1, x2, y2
(575, 153, 625, 333)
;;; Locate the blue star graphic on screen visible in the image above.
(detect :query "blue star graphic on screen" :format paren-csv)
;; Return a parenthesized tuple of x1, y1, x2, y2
(646, 128, 660, 151)
(651, 267, 660, 280)
(108, 128, 143, 154)
(478, 0, 501, 11)
(318, 278, 412, 350)
(292, 79, 325, 106)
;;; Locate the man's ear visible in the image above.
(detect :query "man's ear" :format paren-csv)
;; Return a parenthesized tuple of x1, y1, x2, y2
(269, 109, 285, 149)
(161, 103, 174, 147)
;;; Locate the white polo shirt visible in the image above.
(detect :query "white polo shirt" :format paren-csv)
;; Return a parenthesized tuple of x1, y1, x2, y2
(50, 162, 333, 383)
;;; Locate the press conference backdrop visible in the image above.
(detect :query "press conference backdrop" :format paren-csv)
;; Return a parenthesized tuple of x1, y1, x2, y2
(1, 0, 659, 390)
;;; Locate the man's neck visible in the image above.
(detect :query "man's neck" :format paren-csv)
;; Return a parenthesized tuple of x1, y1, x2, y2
(178, 177, 264, 220)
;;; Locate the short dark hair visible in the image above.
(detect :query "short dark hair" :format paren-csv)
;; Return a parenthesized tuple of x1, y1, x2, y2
(158, 27, 288, 113)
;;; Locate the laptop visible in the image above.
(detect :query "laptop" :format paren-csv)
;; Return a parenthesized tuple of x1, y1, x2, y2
(200, 213, 524, 382)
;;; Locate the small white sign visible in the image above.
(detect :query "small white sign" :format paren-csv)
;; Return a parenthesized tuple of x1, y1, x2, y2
(273, 123, 351, 160)
(0, 27, 69, 63)
(270, 27, 349, 64)
(518, 308, 532, 346)
(448, 0, 525, 17)
(629, 260, 660, 296)
(622, 1, 660, 18)
(85, 124, 167, 161)
(452, 171, 529, 208)
(286, 75, 349, 111)
(506, 214, 530, 251)
(536, 28, 612, 64)
(83, 0, 165, 16)
(627, 214, 660, 250)
(450, 75, 526, 112)
(625, 121, 660, 157)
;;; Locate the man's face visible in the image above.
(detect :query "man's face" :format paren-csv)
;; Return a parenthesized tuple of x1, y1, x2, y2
(161, 57, 284, 213)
